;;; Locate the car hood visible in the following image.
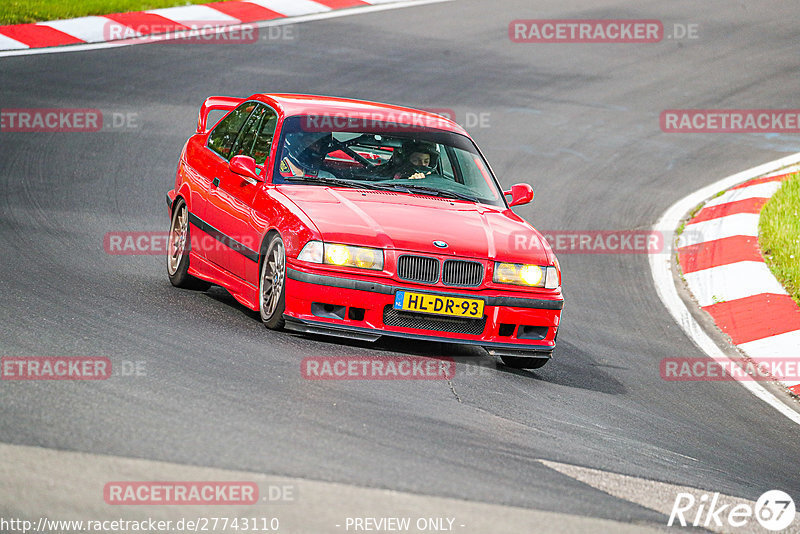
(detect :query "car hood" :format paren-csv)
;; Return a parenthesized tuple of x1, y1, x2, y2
(281, 186, 553, 264)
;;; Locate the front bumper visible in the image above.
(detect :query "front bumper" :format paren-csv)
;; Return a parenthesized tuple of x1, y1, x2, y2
(283, 267, 563, 356)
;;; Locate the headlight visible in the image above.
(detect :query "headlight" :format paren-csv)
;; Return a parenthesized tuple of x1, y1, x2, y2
(494, 262, 559, 288)
(298, 241, 384, 270)
(297, 241, 323, 263)
(544, 264, 560, 289)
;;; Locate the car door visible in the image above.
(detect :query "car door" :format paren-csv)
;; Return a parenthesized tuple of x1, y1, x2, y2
(205, 103, 279, 281)
(193, 102, 255, 261)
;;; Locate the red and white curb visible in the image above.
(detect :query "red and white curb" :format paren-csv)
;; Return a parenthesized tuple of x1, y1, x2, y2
(650, 153, 800, 426)
(0, 0, 419, 51)
(676, 164, 800, 395)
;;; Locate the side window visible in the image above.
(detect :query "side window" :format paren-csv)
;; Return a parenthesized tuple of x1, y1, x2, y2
(439, 145, 455, 180)
(231, 105, 266, 159)
(251, 110, 278, 165)
(207, 102, 256, 159)
(453, 149, 498, 199)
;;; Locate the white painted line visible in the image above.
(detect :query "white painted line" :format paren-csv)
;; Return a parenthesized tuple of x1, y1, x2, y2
(759, 164, 800, 179)
(740, 330, 800, 358)
(0, 33, 29, 50)
(684, 262, 787, 307)
(38, 16, 117, 43)
(678, 212, 759, 248)
(0, 0, 451, 58)
(649, 151, 800, 426)
(147, 5, 241, 25)
(248, 0, 331, 16)
(703, 181, 781, 208)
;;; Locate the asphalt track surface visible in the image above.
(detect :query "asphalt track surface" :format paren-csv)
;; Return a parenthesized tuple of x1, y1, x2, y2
(2, 0, 800, 530)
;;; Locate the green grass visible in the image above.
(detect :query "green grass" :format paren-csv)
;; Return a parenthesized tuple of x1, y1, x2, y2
(0, 0, 211, 25)
(759, 172, 800, 305)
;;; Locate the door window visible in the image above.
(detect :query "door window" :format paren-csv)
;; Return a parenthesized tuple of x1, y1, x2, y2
(207, 102, 257, 159)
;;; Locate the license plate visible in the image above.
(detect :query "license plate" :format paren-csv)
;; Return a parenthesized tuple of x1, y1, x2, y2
(393, 291, 484, 319)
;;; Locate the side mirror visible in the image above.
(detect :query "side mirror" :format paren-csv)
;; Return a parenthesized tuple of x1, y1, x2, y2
(229, 155, 263, 185)
(503, 183, 534, 207)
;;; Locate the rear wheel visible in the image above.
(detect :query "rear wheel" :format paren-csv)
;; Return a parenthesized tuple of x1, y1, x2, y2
(259, 234, 286, 330)
(500, 354, 550, 369)
(167, 199, 211, 290)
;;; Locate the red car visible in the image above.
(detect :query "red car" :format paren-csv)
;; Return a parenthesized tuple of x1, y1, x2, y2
(166, 94, 563, 368)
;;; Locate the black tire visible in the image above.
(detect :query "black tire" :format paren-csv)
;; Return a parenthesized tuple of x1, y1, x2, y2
(500, 355, 550, 369)
(259, 234, 286, 330)
(167, 199, 211, 291)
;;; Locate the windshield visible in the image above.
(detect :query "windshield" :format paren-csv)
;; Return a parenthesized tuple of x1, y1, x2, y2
(272, 115, 504, 206)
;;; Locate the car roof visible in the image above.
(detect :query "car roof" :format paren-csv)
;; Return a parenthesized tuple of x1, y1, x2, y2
(250, 93, 468, 136)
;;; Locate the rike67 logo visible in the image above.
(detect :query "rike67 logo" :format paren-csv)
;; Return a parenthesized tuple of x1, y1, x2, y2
(669, 489, 796, 531)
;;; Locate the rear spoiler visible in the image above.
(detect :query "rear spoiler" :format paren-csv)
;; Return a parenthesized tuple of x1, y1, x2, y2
(196, 96, 244, 134)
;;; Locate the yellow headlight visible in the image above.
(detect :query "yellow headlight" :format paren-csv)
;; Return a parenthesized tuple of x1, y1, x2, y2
(494, 263, 519, 284)
(323, 244, 384, 270)
(355, 249, 378, 269)
(325, 244, 350, 266)
(493, 262, 546, 287)
(520, 265, 543, 286)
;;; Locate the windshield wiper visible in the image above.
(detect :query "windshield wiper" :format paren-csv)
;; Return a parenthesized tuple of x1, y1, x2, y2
(369, 182, 478, 202)
(284, 175, 385, 191)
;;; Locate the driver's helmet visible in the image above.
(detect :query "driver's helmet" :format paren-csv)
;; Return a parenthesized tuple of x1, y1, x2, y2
(280, 132, 332, 176)
(399, 140, 439, 169)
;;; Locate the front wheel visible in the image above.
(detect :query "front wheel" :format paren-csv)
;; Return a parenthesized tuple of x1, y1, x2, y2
(259, 234, 286, 330)
(167, 199, 211, 290)
(500, 354, 550, 369)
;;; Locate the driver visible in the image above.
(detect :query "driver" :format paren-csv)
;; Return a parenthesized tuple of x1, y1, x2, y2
(378, 140, 439, 180)
(278, 132, 334, 178)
